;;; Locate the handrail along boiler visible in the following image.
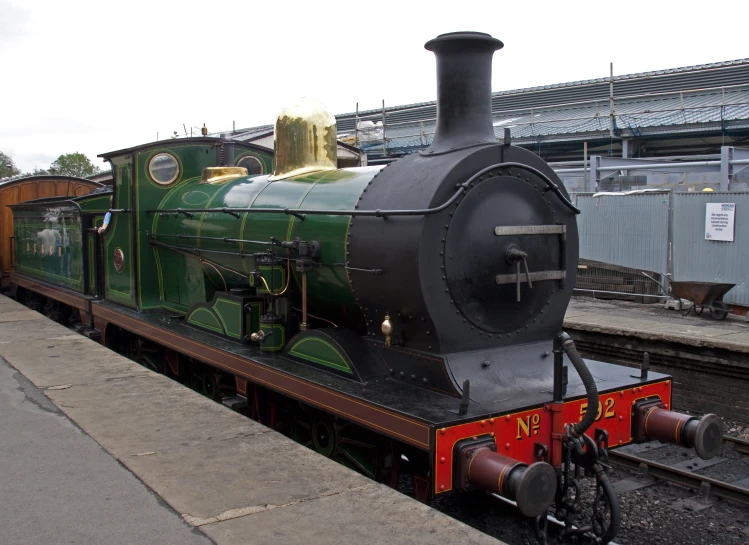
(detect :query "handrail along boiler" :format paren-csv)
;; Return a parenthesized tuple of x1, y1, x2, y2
(9, 32, 722, 545)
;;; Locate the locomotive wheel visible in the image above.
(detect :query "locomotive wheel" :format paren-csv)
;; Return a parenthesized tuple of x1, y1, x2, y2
(291, 409, 382, 481)
(200, 372, 218, 399)
(312, 415, 336, 457)
(126, 337, 165, 374)
(187, 363, 232, 401)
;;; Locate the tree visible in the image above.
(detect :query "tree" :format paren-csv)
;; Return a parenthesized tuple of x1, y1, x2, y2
(50, 152, 101, 178)
(0, 151, 21, 179)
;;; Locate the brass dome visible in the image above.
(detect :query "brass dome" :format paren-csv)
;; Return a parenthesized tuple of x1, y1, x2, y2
(269, 97, 338, 181)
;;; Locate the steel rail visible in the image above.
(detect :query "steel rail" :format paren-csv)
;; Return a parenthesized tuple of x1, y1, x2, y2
(723, 434, 749, 455)
(608, 448, 749, 507)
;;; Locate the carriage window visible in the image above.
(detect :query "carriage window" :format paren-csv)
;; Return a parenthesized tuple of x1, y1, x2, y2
(148, 153, 179, 185)
(236, 155, 264, 175)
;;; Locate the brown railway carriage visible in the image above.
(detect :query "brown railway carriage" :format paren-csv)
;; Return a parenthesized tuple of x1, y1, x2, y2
(0, 175, 103, 288)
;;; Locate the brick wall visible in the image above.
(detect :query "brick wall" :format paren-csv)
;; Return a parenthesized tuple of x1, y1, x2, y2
(568, 329, 749, 423)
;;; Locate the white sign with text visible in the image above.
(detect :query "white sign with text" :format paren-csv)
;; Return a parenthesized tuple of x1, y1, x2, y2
(705, 203, 736, 241)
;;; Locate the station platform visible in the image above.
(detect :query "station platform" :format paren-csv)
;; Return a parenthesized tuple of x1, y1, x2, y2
(564, 296, 749, 422)
(565, 296, 749, 354)
(0, 294, 503, 545)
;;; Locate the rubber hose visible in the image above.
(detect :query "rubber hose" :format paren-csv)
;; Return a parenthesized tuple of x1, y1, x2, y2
(562, 338, 598, 437)
(594, 463, 621, 544)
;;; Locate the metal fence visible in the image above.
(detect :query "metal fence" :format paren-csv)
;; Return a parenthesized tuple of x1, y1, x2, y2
(576, 192, 670, 273)
(557, 146, 749, 195)
(672, 192, 749, 307)
(574, 190, 749, 307)
(574, 192, 670, 299)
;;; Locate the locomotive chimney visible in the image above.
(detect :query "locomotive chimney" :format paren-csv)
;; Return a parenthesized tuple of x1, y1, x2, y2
(424, 31, 503, 154)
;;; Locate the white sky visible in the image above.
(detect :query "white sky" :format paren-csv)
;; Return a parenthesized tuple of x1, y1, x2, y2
(2, 0, 747, 173)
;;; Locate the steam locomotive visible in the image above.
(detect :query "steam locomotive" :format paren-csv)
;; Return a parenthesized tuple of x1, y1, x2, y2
(9, 32, 722, 544)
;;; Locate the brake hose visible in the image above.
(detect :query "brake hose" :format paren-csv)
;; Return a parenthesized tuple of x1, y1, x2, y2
(558, 332, 599, 437)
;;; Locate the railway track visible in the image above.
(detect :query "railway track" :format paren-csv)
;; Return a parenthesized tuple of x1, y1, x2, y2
(608, 434, 749, 507)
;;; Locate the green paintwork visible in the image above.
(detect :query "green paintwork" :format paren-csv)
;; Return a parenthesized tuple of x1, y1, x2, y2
(152, 166, 381, 325)
(288, 336, 353, 374)
(91, 141, 271, 313)
(187, 307, 224, 333)
(213, 297, 242, 338)
(185, 294, 255, 340)
(87, 234, 95, 294)
(260, 322, 285, 352)
(132, 144, 273, 312)
(246, 301, 262, 336)
(104, 161, 136, 307)
(255, 265, 285, 295)
(78, 194, 111, 213)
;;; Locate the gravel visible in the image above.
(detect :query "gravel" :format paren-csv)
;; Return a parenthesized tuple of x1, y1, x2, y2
(427, 414, 749, 545)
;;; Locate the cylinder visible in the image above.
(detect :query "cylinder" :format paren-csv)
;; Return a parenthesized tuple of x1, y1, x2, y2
(468, 450, 556, 517)
(424, 32, 504, 154)
(644, 408, 722, 460)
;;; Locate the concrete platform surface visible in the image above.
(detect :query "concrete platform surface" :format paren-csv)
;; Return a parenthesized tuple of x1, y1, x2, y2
(0, 356, 211, 545)
(565, 296, 749, 353)
(0, 294, 503, 545)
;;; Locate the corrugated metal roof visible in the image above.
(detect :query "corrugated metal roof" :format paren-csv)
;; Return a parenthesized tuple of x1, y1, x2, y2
(229, 124, 274, 141)
(221, 57, 749, 159)
(348, 86, 749, 153)
(336, 58, 749, 128)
